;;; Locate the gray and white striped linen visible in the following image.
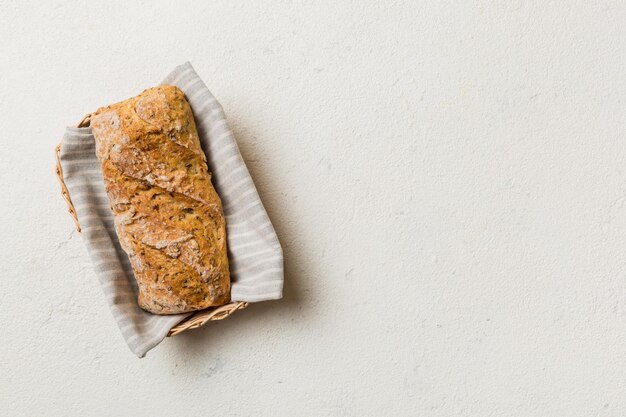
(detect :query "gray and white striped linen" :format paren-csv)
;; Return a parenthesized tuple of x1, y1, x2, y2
(59, 62, 283, 357)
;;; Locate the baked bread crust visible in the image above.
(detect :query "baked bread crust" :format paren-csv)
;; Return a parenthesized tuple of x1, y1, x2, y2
(90, 86, 230, 314)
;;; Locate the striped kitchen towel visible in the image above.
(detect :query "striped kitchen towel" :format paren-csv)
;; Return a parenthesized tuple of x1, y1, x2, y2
(58, 62, 283, 357)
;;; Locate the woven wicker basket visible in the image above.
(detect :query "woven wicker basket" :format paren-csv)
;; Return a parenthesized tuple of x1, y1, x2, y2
(55, 115, 247, 336)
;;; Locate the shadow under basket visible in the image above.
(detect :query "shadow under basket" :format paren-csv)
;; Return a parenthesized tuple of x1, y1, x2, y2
(55, 115, 247, 337)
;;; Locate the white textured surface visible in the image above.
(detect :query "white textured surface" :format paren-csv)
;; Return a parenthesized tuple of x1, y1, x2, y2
(1, 1, 625, 415)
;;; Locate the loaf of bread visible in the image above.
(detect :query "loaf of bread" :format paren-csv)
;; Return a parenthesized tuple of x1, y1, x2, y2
(90, 86, 230, 314)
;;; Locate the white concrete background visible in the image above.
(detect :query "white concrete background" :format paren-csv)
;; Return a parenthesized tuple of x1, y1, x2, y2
(1, 1, 625, 415)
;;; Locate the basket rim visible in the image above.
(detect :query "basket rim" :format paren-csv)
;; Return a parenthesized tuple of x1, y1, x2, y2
(55, 114, 246, 337)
